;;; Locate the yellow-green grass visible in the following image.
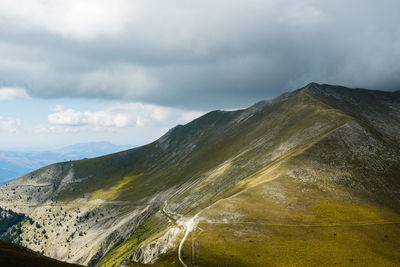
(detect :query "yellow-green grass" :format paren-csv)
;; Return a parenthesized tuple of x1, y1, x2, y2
(151, 251, 182, 267)
(312, 200, 400, 225)
(89, 174, 142, 201)
(187, 171, 400, 266)
(187, 222, 400, 267)
(97, 234, 140, 267)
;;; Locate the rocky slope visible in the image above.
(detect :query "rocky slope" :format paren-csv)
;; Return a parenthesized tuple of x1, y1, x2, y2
(0, 83, 399, 266)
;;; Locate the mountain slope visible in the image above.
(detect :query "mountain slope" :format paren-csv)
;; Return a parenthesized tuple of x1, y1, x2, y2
(0, 83, 399, 266)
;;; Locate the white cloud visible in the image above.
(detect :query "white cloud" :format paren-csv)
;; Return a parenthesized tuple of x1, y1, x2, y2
(48, 108, 132, 127)
(48, 109, 88, 126)
(0, 0, 131, 39)
(0, 116, 21, 133)
(48, 102, 204, 129)
(0, 87, 30, 101)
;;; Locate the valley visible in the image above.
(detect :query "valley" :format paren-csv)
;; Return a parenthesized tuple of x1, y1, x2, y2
(0, 142, 133, 184)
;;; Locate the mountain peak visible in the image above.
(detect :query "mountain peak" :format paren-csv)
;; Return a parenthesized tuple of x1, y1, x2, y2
(300, 82, 398, 96)
(302, 82, 348, 94)
(304, 81, 321, 88)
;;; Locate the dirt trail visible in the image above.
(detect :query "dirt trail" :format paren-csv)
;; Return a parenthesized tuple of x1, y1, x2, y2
(162, 201, 201, 267)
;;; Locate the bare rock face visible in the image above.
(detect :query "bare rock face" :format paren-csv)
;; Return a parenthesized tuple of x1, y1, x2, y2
(0, 83, 399, 266)
(130, 226, 180, 264)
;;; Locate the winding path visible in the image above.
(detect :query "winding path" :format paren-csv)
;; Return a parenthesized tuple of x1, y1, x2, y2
(177, 214, 200, 267)
(162, 201, 200, 267)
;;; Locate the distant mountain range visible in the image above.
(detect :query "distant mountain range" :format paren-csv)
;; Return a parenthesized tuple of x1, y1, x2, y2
(0, 142, 133, 184)
(0, 83, 399, 266)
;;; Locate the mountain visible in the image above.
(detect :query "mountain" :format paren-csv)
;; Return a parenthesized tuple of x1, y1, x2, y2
(0, 83, 399, 266)
(0, 142, 133, 184)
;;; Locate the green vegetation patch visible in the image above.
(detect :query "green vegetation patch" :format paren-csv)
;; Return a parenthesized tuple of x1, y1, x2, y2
(189, 222, 400, 267)
(89, 174, 142, 201)
(312, 200, 400, 225)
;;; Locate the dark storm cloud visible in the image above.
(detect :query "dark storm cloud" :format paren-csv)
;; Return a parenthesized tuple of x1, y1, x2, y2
(0, 0, 399, 109)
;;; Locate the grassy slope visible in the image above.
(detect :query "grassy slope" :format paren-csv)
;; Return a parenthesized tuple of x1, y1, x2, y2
(176, 86, 400, 267)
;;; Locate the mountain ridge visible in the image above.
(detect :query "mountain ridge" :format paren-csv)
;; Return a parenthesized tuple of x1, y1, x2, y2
(0, 83, 399, 266)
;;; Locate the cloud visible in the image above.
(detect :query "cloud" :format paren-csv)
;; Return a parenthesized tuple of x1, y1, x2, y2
(0, 116, 21, 133)
(0, 0, 130, 39)
(0, 87, 30, 101)
(0, 1, 399, 109)
(47, 102, 204, 128)
(48, 108, 132, 127)
(78, 64, 159, 100)
(48, 109, 89, 126)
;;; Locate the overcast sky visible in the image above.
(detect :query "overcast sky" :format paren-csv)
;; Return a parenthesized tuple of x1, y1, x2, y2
(0, 0, 399, 149)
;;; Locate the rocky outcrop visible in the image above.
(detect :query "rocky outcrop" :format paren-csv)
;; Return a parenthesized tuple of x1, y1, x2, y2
(130, 226, 180, 264)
